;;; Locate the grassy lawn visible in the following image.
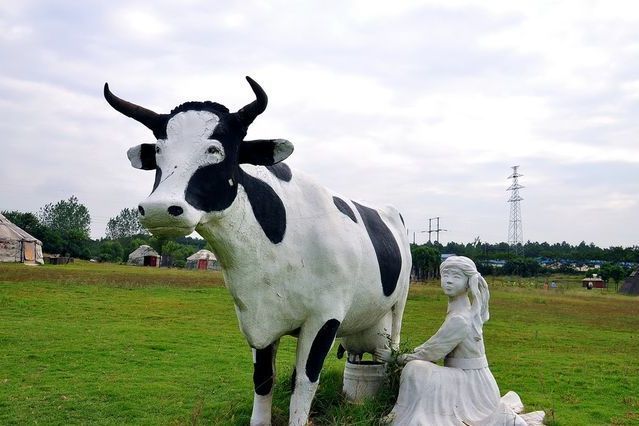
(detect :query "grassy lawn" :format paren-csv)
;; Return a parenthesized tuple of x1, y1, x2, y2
(1, 262, 638, 425)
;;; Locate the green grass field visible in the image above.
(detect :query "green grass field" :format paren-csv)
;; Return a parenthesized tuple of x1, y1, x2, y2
(1, 262, 638, 425)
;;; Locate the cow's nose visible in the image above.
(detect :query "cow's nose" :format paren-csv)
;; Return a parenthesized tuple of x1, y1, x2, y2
(138, 205, 145, 216)
(168, 205, 184, 217)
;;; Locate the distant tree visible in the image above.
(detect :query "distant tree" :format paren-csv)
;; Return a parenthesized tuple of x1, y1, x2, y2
(161, 241, 197, 268)
(502, 257, 541, 277)
(105, 208, 147, 239)
(37, 196, 91, 257)
(39, 196, 91, 238)
(597, 263, 628, 291)
(98, 240, 124, 263)
(411, 244, 440, 280)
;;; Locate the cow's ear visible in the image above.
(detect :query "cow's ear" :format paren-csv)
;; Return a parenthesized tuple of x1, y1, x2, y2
(238, 139, 294, 165)
(127, 143, 157, 170)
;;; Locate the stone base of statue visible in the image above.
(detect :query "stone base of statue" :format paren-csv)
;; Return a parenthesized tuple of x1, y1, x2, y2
(342, 360, 386, 403)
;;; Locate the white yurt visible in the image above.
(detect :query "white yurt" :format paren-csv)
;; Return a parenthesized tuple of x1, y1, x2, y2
(127, 244, 160, 267)
(186, 249, 220, 270)
(0, 213, 44, 265)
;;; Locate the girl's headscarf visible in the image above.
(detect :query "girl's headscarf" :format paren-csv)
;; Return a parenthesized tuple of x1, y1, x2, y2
(440, 256, 490, 340)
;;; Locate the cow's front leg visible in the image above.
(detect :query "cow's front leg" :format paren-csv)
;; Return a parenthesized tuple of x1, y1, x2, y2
(289, 318, 341, 426)
(250, 339, 280, 426)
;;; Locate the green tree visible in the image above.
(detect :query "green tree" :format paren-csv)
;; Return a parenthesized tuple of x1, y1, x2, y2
(98, 240, 124, 263)
(39, 196, 91, 238)
(411, 244, 440, 280)
(597, 263, 627, 291)
(38, 196, 91, 257)
(161, 241, 197, 268)
(502, 257, 541, 277)
(105, 208, 147, 239)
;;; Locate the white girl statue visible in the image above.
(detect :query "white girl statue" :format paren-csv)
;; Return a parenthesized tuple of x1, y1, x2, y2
(376, 256, 545, 426)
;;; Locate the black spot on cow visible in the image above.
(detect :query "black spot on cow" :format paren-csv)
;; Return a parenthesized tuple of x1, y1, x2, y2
(290, 368, 297, 393)
(266, 163, 292, 182)
(333, 197, 357, 223)
(151, 168, 162, 194)
(336, 343, 346, 359)
(253, 344, 275, 396)
(239, 171, 287, 244)
(170, 101, 230, 117)
(305, 319, 340, 383)
(399, 213, 405, 227)
(288, 327, 301, 337)
(353, 202, 402, 297)
(185, 164, 239, 212)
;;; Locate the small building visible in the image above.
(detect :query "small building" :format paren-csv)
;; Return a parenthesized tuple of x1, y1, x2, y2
(186, 249, 220, 270)
(575, 264, 590, 273)
(127, 245, 160, 267)
(619, 268, 639, 295)
(0, 213, 43, 265)
(582, 274, 606, 289)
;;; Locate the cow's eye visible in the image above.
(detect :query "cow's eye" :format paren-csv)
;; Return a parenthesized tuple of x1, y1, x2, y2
(155, 146, 161, 154)
(207, 146, 220, 155)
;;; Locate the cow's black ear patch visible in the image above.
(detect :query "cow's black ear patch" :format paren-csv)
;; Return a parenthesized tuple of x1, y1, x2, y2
(353, 202, 402, 297)
(305, 319, 340, 383)
(239, 139, 294, 166)
(239, 171, 286, 244)
(266, 163, 292, 182)
(127, 143, 157, 170)
(253, 344, 275, 396)
(333, 197, 357, 223)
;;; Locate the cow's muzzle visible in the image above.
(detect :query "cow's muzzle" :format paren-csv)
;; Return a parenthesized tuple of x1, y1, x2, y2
(138, 199, 200, 237)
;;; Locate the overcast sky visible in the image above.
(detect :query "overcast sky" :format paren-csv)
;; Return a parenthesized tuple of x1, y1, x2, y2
(1, 0, 638, 247)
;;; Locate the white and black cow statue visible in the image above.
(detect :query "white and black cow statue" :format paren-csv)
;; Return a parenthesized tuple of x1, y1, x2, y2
(104, 77, 411, 426)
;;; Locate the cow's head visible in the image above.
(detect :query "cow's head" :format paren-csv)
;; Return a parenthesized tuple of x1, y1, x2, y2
(104, 77, 293, 237)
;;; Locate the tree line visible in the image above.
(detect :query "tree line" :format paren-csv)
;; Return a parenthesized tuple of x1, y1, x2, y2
(410, 240, 637, 284)
(4, 195, 638, 276)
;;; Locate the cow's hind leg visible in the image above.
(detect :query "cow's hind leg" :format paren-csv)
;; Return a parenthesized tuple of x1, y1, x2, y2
(250, 339, 280, 426)
(289, 318, 341, 426)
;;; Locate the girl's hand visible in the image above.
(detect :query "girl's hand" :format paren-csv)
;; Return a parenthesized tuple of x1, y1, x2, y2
(374, 348, 394, 363)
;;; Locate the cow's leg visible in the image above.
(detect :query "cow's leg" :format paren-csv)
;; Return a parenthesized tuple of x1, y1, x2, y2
(289, 318, 340, 426)
(390, 282, 409, 350)
(250, 339, 280, 426)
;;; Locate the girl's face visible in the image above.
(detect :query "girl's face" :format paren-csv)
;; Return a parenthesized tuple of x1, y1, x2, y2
(441, 267, 468, 297)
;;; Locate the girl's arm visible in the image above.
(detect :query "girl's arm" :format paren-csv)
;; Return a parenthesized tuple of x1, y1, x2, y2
(400, 314, 468, 363)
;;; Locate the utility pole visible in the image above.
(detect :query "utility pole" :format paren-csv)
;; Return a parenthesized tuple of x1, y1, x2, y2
(507, 166, 524, 256)
(426, 217, 447, 243)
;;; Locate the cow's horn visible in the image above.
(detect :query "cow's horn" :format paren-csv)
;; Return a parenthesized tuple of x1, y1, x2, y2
(236, 76, 267, 127)
(104, 83, 163, 132)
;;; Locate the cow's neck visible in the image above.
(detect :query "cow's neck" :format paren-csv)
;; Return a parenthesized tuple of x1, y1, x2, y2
(195, 176, 269, 272)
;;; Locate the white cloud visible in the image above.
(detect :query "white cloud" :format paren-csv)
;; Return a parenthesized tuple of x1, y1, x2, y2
(112, 7, 172, 39)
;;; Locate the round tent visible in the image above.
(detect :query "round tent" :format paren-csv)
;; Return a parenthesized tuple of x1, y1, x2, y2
(127, 245, 160, 267)
(0, 213, 43, 265)
(186, 249, 220, 270)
